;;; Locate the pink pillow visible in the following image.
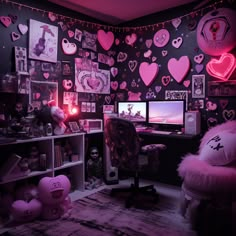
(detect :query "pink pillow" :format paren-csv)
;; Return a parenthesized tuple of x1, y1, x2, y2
(199, 131, 236, 166)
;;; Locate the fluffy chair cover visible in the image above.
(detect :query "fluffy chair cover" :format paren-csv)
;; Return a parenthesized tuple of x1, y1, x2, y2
(178, 154, 236, 194)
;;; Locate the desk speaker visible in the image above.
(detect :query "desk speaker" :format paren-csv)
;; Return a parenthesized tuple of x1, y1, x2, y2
(185, 111, 201, 135)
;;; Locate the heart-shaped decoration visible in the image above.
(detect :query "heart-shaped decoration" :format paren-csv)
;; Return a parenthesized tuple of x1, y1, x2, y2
(161, 75, 171, 86)
(120, 81, 127, 90)
(87, 77, 101, 90)
(43, 72, 50, 79)
(168, 56, 190, 83)
(33, 93, 41, 100)
(111, 67, 118, 77)
(108, 57, 115, 67)
(219, 99, 228, 109)
(206, 101, 217, 111)
(117, 52, 128, 62)
(207, 117, 218, 128)
(155, 86, 162, 93)
(0, 16, 12, 27)
(11, 199, 42, 222)
(125, 33, 137, 46)
(115, 38, 120, 45)
(144, 49, 152, 58)
(8, 14, 17, 24)
(222, 109, 235, 121)
(97, 29, 114, 51)
(139, 62, 159, 86)
(11, 32, 20, 41)
(105, 96, 111, 104)
(38, 175, 71, 205)
(145, 39, 152, 48)
(128, 60, 138, 72)
(48, 12, 57, 22)
(18, 24, 28, 35)
(111, 81, 118, 90)
(63, 79, 73, 90)
(67, 30, 74, 38)
(195, 64, 204, 73)
(152, 56, 157, 62)
(206, 53, 236, 81)
(153, 29, 170, 47)
(61, 38, 77, 55)
(136, 52, 140, 57)
(172, 37, 183, 48)
(194, 54, 204, 64)
(183, 80, 190, 88)
(172, 18, 181, 29)
(162, 50, 168, 57)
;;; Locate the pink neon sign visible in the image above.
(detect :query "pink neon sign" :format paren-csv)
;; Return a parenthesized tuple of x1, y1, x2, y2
(206, 53, 236, 81)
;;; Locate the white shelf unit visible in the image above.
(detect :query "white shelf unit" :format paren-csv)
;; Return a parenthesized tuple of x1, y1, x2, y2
(0, 132, 85, 192)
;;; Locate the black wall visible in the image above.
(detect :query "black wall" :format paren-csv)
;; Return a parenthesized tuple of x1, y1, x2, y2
(0, 0, 235, 133)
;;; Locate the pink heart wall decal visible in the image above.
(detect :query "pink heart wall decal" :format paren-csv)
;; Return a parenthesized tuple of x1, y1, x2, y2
(111, 67, 118, 77)
(111, 81, 118, 90)
(18, 24, 28, 35)
(168, 56, 190, 83)
(206, 53, 236, 81)
(139, 62, 159, 86)
(0, 16, 12, 27)
(97, 30, 114, 51)
(125, 33, 137, 46)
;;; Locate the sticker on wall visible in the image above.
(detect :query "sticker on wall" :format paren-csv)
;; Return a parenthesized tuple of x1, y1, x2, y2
(153, 29, 170, 47)
(48, 12, 57, 22)
(172, 37, 183, 48)
(206, 101, 217, 111)
(82, 31, 97, 52)
(167, 56, 190, 83)
(62, 79, 73, 90)
(128, 91, 141, 101)
(146, 88, 156, 99)
(0, 16, 12, 27)
(11, 32, 20, 41)
(192, 74, 205, 98)
(111, 81, 118, 91)
(97, 29, 114, 51)
(139, 62, 159, 86)
(161, 75, 171, 86)
(128, 60, 138, 72)
(162, 50, 168, 57)
(206, 53, 236, 81)
(144, 49, 152, 58)
(222, 109, 235, 121)
(183, 80, 190, 88)
(195, 64, 204, 74)
(61, 38, 77, 55)
(74, 29, 82, 42)
(67, 30, 74, 38)
(145, 39, 152, 48)
(119, 81, 127, 90)
(171, 18, 182, 29)
(194, 54, 204, 64)
(117, 52, 128, 62)
(18, 24, 28, 35)
(110, 67, 118, 77)
(14, 46, 27, 72)
(196, 8, 236, 56)
(43, 72, 50, 79)
(98, 53, 115, 66)
(125, 33, 137, 46)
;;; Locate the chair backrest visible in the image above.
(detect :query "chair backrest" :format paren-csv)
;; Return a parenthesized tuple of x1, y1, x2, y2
(104, 117, 140, 170)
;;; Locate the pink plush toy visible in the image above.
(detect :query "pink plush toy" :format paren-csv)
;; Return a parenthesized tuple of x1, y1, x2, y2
(38, 175, 71, 205)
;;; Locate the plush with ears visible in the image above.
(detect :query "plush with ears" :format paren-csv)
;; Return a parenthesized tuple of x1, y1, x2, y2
(38, 175, 71, 205)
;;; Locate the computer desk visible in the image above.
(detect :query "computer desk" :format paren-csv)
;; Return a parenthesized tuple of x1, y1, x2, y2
(137, 130, 201, 186)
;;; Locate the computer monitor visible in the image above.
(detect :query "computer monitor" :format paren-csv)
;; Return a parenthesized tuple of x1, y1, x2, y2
(117, 101, 147, 123)
(148, 100, 185, 130)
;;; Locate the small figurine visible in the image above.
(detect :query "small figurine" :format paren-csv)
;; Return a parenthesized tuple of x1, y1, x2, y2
(85, 146, 103, 190)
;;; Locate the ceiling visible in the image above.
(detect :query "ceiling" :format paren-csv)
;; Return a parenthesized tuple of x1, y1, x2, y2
(48, 0, 206, 25)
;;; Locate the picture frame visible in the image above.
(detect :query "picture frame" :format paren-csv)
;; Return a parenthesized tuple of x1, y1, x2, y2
(28, 19, 58, 63)
(208, 80, 236, 97)
(29, 80, 58, 110)
(69, 121, 80, 133)
(165, 90, 188, 110)
(192, 74, 205, 98)
(17, 72, 30, 94)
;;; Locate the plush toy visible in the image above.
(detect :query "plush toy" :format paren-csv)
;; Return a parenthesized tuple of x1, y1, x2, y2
(38, 175, 71, 220)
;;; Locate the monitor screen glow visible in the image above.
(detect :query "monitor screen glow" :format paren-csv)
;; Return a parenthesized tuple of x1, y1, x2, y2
(148, 100, 185, 126)
(117, 101, 147, 123)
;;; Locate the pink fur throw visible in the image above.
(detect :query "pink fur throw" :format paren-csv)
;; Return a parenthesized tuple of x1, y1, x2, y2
(178, 154, 236, 193)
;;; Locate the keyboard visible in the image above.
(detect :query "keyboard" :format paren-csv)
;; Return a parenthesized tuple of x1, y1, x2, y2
(150, 130, 172, 135)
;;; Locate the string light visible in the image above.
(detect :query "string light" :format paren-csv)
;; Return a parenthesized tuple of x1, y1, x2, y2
(0, 0, 224, 32)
